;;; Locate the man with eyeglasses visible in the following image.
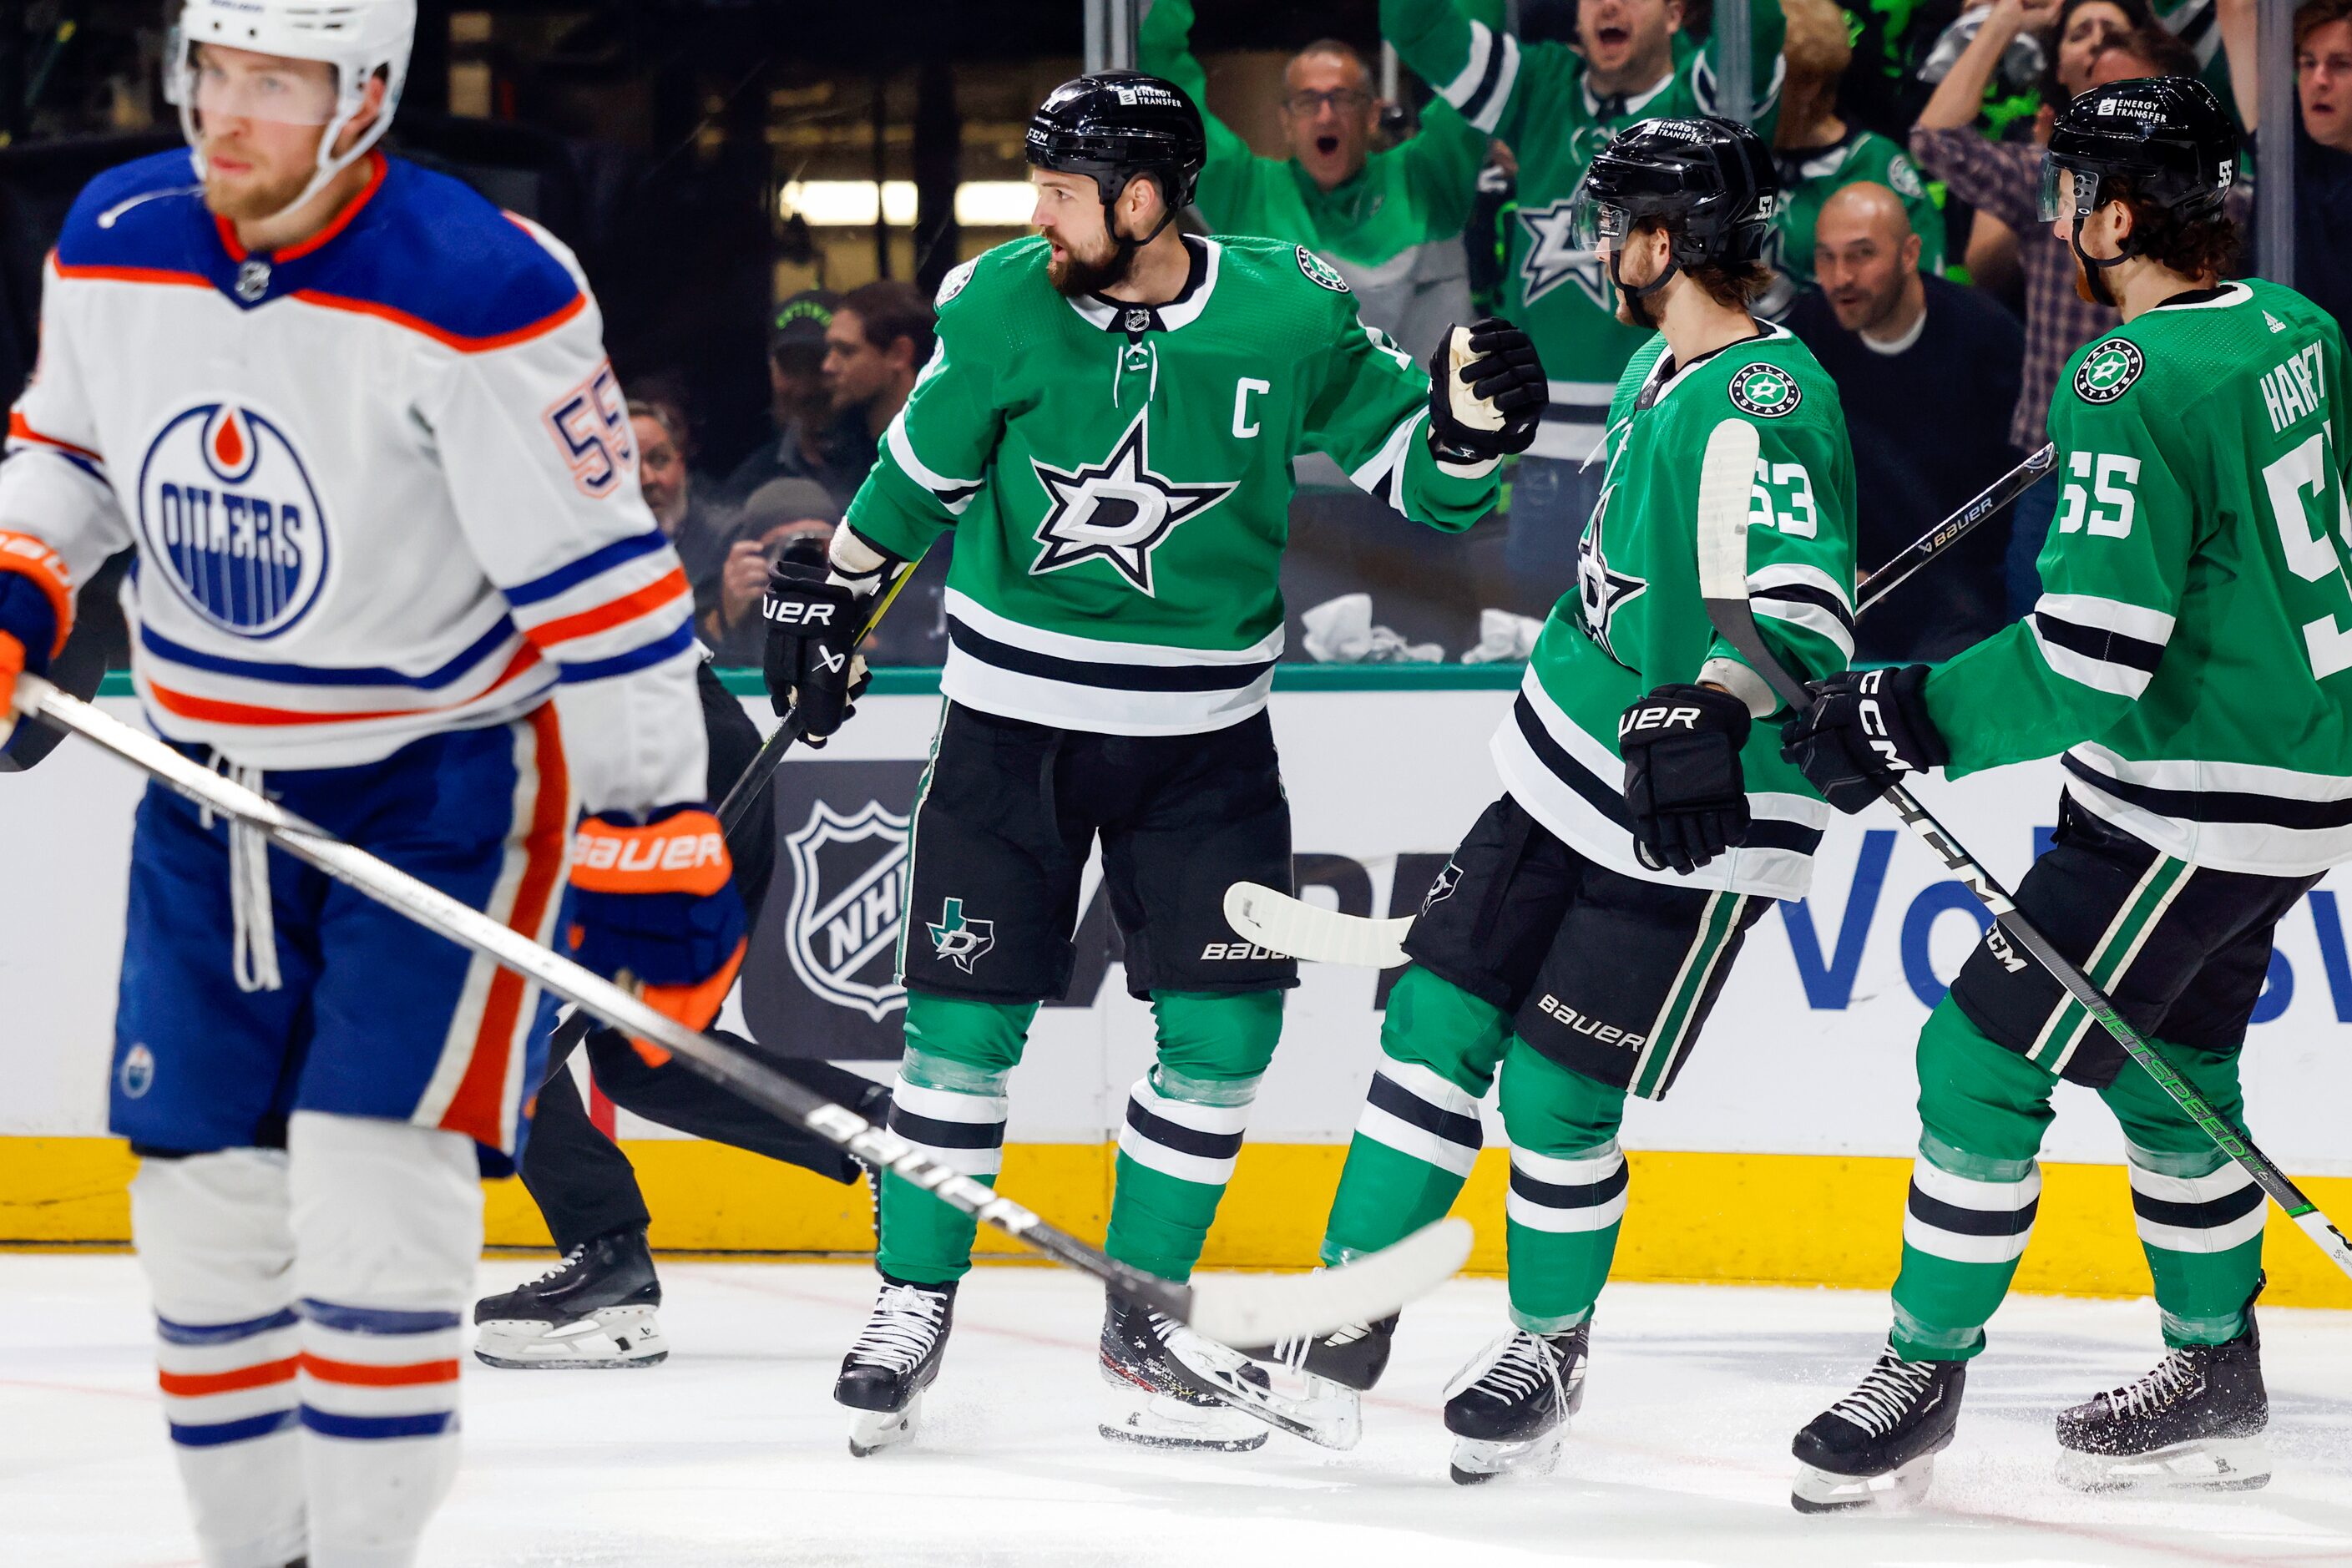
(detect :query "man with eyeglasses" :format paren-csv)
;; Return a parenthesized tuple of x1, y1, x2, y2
(1139, 0, 1487, 357)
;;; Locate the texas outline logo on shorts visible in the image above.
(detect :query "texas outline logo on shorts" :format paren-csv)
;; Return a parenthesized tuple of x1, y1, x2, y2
(1028, 408, 1236, 596)
(785, 800, 910, 1021)
(928, 897, 997, 974)
(136, 402, 329, 638)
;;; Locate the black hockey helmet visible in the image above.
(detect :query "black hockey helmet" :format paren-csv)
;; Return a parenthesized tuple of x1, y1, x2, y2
(1571, 115, 1781, 272)
(2038, 74, 2238, 225)
(1026, 71, 1206, 240)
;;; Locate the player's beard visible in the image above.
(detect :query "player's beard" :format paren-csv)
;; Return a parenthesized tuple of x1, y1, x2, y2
(1048, 230, 1136, 298)
(200, 142, 317, 225)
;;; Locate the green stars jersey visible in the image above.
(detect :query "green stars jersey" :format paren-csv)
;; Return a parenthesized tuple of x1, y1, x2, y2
(1382, 0, 1787, 461)
(1771, 127, 1947, 290)
(1925, 279, 2352, 878)
(1139, 0, 1486, 274)
(841, 233, 1499, 735)
(1495, 324, 1858, 901)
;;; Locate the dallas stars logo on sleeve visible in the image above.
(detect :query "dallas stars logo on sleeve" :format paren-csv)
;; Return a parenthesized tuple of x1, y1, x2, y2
(1029, 408, 1237, 596)
(2073, 339, 2144, 404)
(1515, 197, 1610, 311)
(1727, 362, 1803, 418)
(927, 898, 996, 974)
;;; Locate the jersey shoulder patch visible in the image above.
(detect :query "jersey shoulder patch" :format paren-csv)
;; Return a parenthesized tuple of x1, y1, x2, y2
(1295, 245, 1351, 293)
(2072, 337, 2145, 404)
(1727, 361, 1804, 418)
(935, 257, 978, 308)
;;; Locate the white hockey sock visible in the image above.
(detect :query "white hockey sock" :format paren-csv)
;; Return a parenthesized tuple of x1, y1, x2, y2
(288, 1111, 482, 1568)
(130, 1146, 306, 1568)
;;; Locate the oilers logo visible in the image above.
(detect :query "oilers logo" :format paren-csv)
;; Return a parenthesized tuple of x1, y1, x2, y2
(136, 403, 329, 638)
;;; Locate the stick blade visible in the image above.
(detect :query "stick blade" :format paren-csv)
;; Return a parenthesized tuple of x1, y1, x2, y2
(1185, 1217, 1474, 1345)
(1223, 880, 1412, 969)
(1694, 417, 1763, 603)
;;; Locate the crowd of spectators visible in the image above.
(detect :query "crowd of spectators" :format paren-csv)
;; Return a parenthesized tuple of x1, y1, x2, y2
(641, 0, 2350, 670)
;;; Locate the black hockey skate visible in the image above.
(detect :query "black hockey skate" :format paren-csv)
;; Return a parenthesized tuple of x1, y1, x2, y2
(1443, 1323, 1589, 1485)
(1098, 1294, 1272, 1452)
(2055, 1308, 2269, 1495)
(1232, 1313, 1399, 1450)
(836, 1277, 956, 1457)
(472, 1227, 667, 1369)
(1791, 1342, 1965, 1513)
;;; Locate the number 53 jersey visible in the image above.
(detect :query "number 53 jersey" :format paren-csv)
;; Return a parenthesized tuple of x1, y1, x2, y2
(0, 149, 705, 812)
(1925, 280, 2352, 877)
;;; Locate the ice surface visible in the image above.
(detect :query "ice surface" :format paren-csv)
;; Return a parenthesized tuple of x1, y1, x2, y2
(6, 1253, 2349, 1566)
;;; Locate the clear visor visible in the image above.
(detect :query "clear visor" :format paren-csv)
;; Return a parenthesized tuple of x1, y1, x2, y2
(2037, 159, 2097, 223)
(1570, 194, 1631, 256)
(175, 43, 341, 127)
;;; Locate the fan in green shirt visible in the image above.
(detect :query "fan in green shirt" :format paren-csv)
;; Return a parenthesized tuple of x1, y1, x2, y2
(1138, 0, 1489, 356)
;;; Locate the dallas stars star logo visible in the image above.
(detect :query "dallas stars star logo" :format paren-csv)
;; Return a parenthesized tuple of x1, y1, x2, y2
(927, 898, 995, 975)
(1515, 197, 1610, 311)
(1577, 489, 1647, 665)
(1028, 409, 1237, 596)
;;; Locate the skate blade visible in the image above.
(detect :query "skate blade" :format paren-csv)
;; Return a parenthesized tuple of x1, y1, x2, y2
(1161, 1352, 1363, 1450)
(472, 1305, 668, 1370)
(1098, 1388, 1268, 1453)
(847, 1393, 922, 1458)
(1449, 1426, 1563, 1486)
(1790, 1453, 1936, 1514)
(2055, 1437, 2271, 1495)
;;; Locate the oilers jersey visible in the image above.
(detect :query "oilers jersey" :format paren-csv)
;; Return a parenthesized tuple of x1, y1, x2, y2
(0, 149, 706, 814)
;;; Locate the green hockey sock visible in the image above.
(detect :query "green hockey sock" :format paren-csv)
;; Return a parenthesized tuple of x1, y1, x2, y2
(1322, 967, 1510, 1267)
(2103, 1041, 2263, 1346)
(1889, 1001, 2056, 1361)
(1104, 991, 1284, 1282)
(875, 992, 1036, 1286)
(1498, 1039, 1627, 1334)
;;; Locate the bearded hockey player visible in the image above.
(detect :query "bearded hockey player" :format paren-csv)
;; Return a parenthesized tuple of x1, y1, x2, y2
(0, 1, 742, 1560)
(1780, 78, 2345, 1510)
(1259, 118, 1858, 1481)
(760, 72, 1545, 1457)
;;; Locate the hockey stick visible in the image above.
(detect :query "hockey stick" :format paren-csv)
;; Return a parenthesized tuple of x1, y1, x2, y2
(1226, 443, 2062, 969)
(1690, 417, 2352, 1282)
(15, 676, 1474, 1341)
(537, 557, 922, 1064)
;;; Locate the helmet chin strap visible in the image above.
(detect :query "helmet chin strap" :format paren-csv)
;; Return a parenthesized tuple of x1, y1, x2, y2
(1611, 243, 1679, 331)
(1094, 174, 1180, 289)
(2066, 200, 2137, 309)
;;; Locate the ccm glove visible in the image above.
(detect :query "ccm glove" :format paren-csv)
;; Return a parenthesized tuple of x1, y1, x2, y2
(568, 807, 749, 1066)
(1426, 316, 1547, 465)
(0, 533, 73, 753)
(1619, 682, 1753, 875)
(1778, 664, 1950, 815)
(761, 530, 887, 743)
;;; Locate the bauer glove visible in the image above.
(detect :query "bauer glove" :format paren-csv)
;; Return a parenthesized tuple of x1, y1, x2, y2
(761, 530, 888, 744)
(0, 533, 73, 754)
(1779, 665, 1950, 815)
(1426, 317, 1547, 467)
(1619, 682, 1753, 875)
(567, 806, 748, 1065)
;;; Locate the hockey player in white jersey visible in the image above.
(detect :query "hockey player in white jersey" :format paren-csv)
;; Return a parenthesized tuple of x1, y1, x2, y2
(0, 2, 745, 1562)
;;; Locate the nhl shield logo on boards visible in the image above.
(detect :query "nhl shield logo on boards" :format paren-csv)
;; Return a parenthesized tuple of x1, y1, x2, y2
(137, 402, 330, 639)
(784, 799, 912, 1022)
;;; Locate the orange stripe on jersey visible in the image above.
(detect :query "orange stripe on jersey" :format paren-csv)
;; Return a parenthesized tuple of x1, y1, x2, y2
(438, 702, 571, 1150)
(0, 529, 76, 657)
(290, 286, 588, 354)
(569, 809, 733, 897)
(298, 1353, 460, 1388)
(142, 644, 544, 727)
(274, 155, 388, 262)
(7, 411, 104, 464)
(159, 1357, 298, 1397)
(522, 568, 689, 650)
(49, 259, 214, 290)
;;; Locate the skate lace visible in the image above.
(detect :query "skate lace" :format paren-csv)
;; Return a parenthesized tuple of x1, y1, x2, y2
(1474, 1333, 1563, 1407)
(848, 1283, 947, 1375)
(2106, 1348, 2201, 1421)
(1271, 1318, 1369, 1374)
(1829, 1352, 1938, 1439)
(527, 1243, 589, 1287)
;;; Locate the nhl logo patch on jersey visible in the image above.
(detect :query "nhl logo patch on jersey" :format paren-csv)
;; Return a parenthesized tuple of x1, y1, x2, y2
(136, 402, 330, 638)
(1296, 246, 1351, 293)
(783, 800, 911, 1022)
(1727, 363, 1803, 419)
(2074, 340, 2144, 404)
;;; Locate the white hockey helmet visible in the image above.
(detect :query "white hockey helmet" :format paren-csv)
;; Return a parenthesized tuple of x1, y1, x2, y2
(167, 0, 416, 218)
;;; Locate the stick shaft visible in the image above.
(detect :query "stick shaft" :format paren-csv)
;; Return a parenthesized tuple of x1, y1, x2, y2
(21, 676, 1205, 1315)
(1856, 443, 2056, 616)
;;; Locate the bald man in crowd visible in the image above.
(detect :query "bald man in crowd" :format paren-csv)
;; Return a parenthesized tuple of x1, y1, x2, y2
(1787, 182, 2025, 661)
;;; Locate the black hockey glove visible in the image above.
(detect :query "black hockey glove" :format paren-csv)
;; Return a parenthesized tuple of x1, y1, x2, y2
(1779, 665, 1950, 815)
(1619, 683, 1753, 875)
(761, 543, 872, 746)
(1426, 316, 1547, 464)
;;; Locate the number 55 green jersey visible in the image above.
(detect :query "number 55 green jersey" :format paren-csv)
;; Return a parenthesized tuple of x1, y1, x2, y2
(1924, 279, 2352, 877)
(842, 234, 1500, 735)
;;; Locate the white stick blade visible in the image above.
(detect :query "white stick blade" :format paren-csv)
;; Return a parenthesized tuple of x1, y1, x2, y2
(1185, 1217, 1474, 1345)
(1695, 417, 1763, 602)
(1223, 881, 1412, 969)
